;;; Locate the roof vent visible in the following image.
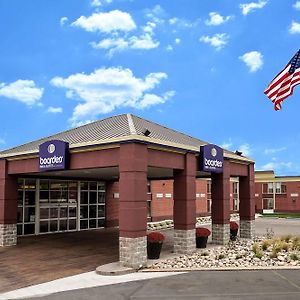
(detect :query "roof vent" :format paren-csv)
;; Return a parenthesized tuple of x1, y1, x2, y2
(235, 150, 243, 156)
(142, 128, 151, 137)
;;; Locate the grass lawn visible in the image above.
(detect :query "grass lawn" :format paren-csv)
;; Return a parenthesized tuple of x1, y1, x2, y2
(262, 213, 300, 219)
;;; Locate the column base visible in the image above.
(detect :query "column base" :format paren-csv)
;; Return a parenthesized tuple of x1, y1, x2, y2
(240, 219, 255, 239)
(119, 236, 147, 269)
(173, 229, 196, 254)
(212, 223, 230, 245)
(0, 224, 17, 247)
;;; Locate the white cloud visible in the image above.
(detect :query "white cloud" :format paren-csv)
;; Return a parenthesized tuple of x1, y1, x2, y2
(199, 33, 229, 50)
(91, 0, 102, 7)
(168, 17, 199, 28)
(47, 106, 63, 113)
(237, 143, 251, 156)
(264, 147, 287, 155)
(220, 141, 233, 150)
(50, 67, 174, 125)
(130, 33, 159, 49)
(293, 1, 300, 10)
(239, 51, 263, 72)
(289, 21, 300, 34)
(166, 45, 173, 51)
(0, 80, 44, 106)
(60, 17, 68, 26)
(205, 12, 231, 26)
(261, 161, 292, 171)
(240, 1, 268, 16)
(72, 10, 136, 33)
(175, 38, 181, 44)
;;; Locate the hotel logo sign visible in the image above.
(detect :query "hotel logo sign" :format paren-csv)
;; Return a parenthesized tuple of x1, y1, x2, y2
(39, 140, 69, 171)
(200, 144, 224, 173)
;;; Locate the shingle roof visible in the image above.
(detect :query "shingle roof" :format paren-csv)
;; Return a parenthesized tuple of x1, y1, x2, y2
(0, 114, 253, 162)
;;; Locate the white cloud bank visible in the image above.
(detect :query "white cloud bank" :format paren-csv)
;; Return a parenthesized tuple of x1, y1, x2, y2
(240, 1, 268, 16)
(47, 106, 63, 113)
(199, 33, 229, 50)
(50, 67, 174, 125)
(261, 161, 292, 171)
(239, 51, 263, 72)
(72, 10, 136, 33)
(293, 1, 300, 10)
(0, 80, 44, 106)
(205, 12, 232, 26)
(264, 147, 287, 155)
(237, 143, 251, 156)
(289, 21, 300, 34)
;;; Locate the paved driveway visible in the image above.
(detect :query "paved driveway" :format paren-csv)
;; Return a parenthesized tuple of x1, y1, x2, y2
(0, 228, 119, 293)
(25, 270, 300, 300)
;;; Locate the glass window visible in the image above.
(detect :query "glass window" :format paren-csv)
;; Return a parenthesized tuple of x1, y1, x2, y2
(40, 191, 49, 204)
(207, 181, 211, 194)
(18, 191, 23, 206)
(80, 220, 88, 229)
(97, 219, 105, 228)
(24, 191, 35, 206)
(90, 182, 97, 191)
(98, 192, 105, 203)
(17, 207, 23, 223)
(80, 206, 88, 219)
(98, 205, 105, 218)
(69, 219, 76, 230)
(17, 179, 25, 190)
(50, 220, 58, 232)
(89, 219, 97, 228)
(24, 207, 35, 223)
(89, 205, 97, 218)
(24, 179, 36, 189)
(24, 224, 35, 235)
(80, 192, 89, 204)
(40, 180, 49, 190)
(233, 182, 238, 194)
(90, 192, 97, 204)
(80, 182, 89, 191)
(40, 221, 49, 233)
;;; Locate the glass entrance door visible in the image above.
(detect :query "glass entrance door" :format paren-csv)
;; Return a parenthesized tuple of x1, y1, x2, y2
(39, 180, 78, 233)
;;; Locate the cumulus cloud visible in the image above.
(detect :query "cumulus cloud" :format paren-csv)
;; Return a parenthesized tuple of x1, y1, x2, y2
(240, 1, 268, 15)
(293, 1, 300, 10)
(175, 38, 181, 44)
(72, 10, 136, 33)
(289, 21, 300, 34)
(50, 67, 174, 125)
(239, 51, 263, 72)
(0, 80, 44, 106)
(264, 147, 287, 155)
(47, 106, 63, 113)
(261, 161, 292, 171)
(199, 33, 229, 50)
(91, 0, 113, 7)
(205, 12, 231, 26)
(60, 17, 68, 26)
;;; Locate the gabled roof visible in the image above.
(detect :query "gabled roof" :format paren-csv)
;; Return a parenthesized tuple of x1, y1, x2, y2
(0, 113, 253, 162)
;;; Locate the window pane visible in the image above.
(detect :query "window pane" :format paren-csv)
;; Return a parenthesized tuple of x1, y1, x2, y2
(80, 206, 88, 219)
(69, 219, 76, 231)
(80, 192, 88, 204)
(80, 182, 89, 191)
(98, 182, 105, 192)
(50, 207, 58, 219)
(90, 182, 97, 191)
(17, 179, 24, 190)
(50, 220, 58, 232)
(98, 192, 105, 203)
(89, 205, 97, 218)
(89, 219, 97, 228)
(40, 221, 49, 233)
(69, 206, 77, 218)
(18, 191, 23, 206)
(60, 207, 68, 218)
(40, 191, 49, 204)
(80, 220, 88, 229)
(40, 207, 49, 220)
(24, 179, 36, 189)
(24, 207, 35, 223)
(59, 220, 67, 231)
(40, 180, 49, 190)
(17, 224, 23, 235)
(97, 219, 105, 228)
(97, 205, 105, 218)
(24, 191, 35, 206)
(90, 192, 97, 204)
(24, 224, 35, 235)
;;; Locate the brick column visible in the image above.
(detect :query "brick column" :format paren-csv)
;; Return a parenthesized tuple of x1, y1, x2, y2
(0, 159, 17, 247)
(239, 163, 255, 239)
(173, 153, 196, 254)
(211, 160, 230, 245)
(119, 143, 148, 269)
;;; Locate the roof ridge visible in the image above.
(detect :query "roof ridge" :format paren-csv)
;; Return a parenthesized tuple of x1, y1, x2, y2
(127, 113, 137, 135)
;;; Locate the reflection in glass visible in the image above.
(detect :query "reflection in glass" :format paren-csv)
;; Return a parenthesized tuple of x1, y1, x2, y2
(40, 221, 48, 233)
(80, 220, 88, 229)
(59, 220, 67, 231)
(80, 206, 88, 219)
(69, 206, 77, 218)
(97, 205, 105, 218)
(24, 179, 36, 189)
(40, 207, 49, 220)
(97, 219, 105, 228)
(50, 207, 58, 219)
(98, 192, 105, 203)
(24, 207, 35, 223)
(25, 191, 35, 205)
(80, 192, 88, 204)
(40, 191, 49, 204)
(40, 180, 49, 190)
(89, 219, 96, 228)
(24, 224, 35, 235)
(17, 207, 23, 223)
(90, 182, 97, 191)
(50, 220, 58, 232)
(17, 224, 22, 235)
(60, 207, 68, 218)
(80, 182, 89, 191)
(69, 219, 76, 230)
(18, 191, 23, 206)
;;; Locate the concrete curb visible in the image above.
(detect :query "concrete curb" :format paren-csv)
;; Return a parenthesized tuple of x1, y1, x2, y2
(96, 262, 136, 276)
(141, 266, 300, 272)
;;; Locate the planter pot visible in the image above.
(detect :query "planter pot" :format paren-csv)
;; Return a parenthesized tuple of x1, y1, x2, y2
(230, 229, 238, 241)
(147, 242, 163, 259)
(196, 236, 208, 248)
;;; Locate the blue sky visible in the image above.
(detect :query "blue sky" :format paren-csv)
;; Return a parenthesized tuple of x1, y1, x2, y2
(1, 0, 300, 175)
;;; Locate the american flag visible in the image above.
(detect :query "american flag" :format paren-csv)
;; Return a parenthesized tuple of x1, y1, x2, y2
(264, 49, 300, 110)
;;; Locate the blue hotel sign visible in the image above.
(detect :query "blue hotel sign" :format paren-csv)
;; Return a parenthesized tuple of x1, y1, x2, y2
(39, 140, 69, 171)
(200, 144, 224, 173)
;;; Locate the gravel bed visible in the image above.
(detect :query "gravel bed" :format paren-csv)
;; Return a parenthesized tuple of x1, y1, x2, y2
(148, 237, 300, 270)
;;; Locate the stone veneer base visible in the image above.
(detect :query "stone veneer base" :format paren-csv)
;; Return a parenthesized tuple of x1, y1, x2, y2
(0, 224, 17, 247)
(173, 229, 196, 254)
(212, 223, 230, 245)
(119, 236, 147, 269)
(240, 219, 255, 239)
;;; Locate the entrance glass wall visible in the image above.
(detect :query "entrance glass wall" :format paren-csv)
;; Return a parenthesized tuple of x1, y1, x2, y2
(17, 178, 106, 236)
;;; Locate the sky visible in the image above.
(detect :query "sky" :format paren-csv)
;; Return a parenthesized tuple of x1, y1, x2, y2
(1, 0, 300, 175)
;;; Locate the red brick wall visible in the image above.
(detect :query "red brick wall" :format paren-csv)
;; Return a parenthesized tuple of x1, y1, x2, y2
(105, 181, 119, 227)
(255, 181, 300, 213)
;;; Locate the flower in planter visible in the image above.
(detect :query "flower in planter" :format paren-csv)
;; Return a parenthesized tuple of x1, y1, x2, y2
(196, 227, 211, 248)
(230, 221, 239, 230)
(147, 232, 165, 259)
(230, 221, 239, 241)
(196, 227, 211, 237)
(147, 232, 165, 243)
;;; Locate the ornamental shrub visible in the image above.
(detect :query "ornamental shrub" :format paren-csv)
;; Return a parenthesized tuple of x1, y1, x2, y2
(196, 227, 211, 237)
(230, 221, 239, 230)
(147, 232, 165, 243)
